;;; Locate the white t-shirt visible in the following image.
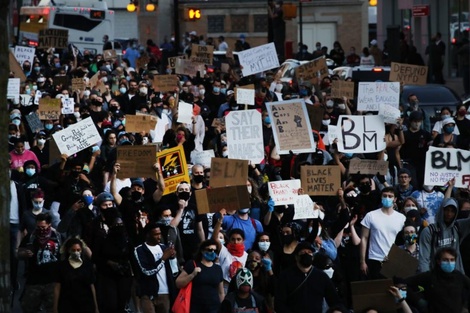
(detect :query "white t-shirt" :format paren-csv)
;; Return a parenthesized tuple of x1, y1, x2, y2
(145, 243, 169, 294)
(361, 208, 405, 261)
(432, 120, 460, 135)
(104, 178, 131, 193)
(218, 245, 247, 283)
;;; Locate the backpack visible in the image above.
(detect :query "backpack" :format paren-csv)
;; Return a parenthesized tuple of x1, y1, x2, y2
(149, 45, 162, 61)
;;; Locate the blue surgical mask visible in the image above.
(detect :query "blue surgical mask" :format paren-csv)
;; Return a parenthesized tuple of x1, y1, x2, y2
(344, 152, 353, 158)
(399, 290, 407, 299)
(25, 168, 36, 177)
(381, 197, 394, 208)
(441, 114, 450, 120)
(119, 87, 127, 94)
(444, 126, 455, 134)
(83, 195, 94, 206)
(12, 119, 21, 126)
(55, 62, 61, 68)
(25, 89, 31, 95)
(264, 117, 271, 124)
(45, 124, 53, 130)
(213, 86, 220, 93)
(202, 251, 217, 261)
(440, 261, 456, 273)
(258, 242, 270, 252)
(219, 239, 225, 246)
(299, 89, 308, 97)
(220, 88, 227, 95)
(34, 66, 41, 72)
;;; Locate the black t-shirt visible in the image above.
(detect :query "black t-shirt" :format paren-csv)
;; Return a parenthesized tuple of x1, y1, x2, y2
(401, 129, 432, 163)
(184, 260, 223, 307)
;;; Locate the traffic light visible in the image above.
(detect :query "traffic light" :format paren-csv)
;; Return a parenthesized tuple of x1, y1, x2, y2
(188, 8, 201, 20)
(369, 0, 377, 6)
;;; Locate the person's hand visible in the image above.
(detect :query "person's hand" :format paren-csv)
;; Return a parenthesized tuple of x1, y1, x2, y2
(298, 188, 304, 195)
(71, 200, 84, 211)
(113, 163, 120, 175)
(162, 246, 175, 261)
(350, 214, 358, 226)
(267, 198, 275, 213)
(360, 261, 368, 275)
(448, 177, 455, 188)
(388, 286, 402, 300)
(178, 199, 186, 210)
(21, 249, 34, 258)
(153, 162, 161, 173)
(192, 267, 202, 277)
(337, 188, 344, 198)
(60, 154, 69, 162)
(376, 172, 386, 184)
(261, 258, 272, 272)
(92, 148, 101, 157)
(314, 236, 322, 248)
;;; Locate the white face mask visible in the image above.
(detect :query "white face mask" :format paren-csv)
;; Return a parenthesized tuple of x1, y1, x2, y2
(338, 103, 346, 110)
(322, 119, 331, 126)
(38, 138, 46, 145)
(199, 89, 205, 96)
(247, 186, 252, 194)
(139, 87, 148, 94)
(323, 267, 334, 279)
(258, 241, 271, 252)
(222, 151, 229, 157)
(275, 84, 283, 92)
(142, 137, 149, 145)
(83, 90, 91, 97)
(326, 100, 334, 108)
(73, 112, 81, 118)
(404, 206, 418, 214)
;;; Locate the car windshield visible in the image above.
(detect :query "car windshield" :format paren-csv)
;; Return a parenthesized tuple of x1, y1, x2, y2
(403, 87, 457, 105)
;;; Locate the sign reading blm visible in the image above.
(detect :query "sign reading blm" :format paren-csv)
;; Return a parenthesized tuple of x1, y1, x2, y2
(336, 115, 386, 153)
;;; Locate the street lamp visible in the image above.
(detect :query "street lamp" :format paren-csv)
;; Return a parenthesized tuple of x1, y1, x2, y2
(127, 1, 137, 12)
(146, 3, 155, 11)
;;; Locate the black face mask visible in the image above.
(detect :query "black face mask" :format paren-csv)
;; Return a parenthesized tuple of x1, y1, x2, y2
(358, 184, 371, 194)
(131, 190, 142, 201)
(298, 253, 313, 268)
(193, 175, 204, 184)
(178, 191, 190, 201)
(109, 106, 118, 113)
(71, 170, 81, 178)
(282, 234, 294, 245)
(274, 206, 285, 214)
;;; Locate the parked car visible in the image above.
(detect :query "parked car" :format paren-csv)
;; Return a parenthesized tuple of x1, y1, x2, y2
(332, 65, 391, 82)
(275, 58, 334, 88)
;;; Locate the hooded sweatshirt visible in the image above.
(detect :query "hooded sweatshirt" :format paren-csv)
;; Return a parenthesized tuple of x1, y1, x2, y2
(418, 198, 470, 273)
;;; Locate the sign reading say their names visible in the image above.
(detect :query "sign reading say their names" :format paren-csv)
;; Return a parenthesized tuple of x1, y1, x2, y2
(349, 158, 389, 175)
(157, 145, 190, 195)
(295, 57, 329, 84)
(336, 115, 386, 153)
(238, 43, 279, 77)
(226, 110, 264, 164)
(52, 117, 101, 155)
(293, 195, 316, 220)
(190, 44, 214, 65)
(117, 145, 157, 179)
(14, 46, 35, 66)
(210, 158, 249, 188)
(190, 150, 215, 168)
(38, 28, 69, 49)
(266, 99, 316, 155)
(38, 98, 61, 120)
(424, 146, 470, 188)
(389, 62, 428, 86)
(357, 82, 400, 111)
(236, 88, 255, 105)
(153, 75, 179, 92)
(301, 165, 341, 196)
(268, 179, 301, 205)
(331, 80, 355, 99)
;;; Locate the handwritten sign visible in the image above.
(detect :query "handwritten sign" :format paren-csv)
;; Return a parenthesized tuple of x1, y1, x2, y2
(349, 158, 389, 175)
(268, 179, 301, 205)
(177, 101, 193, 124)
(175, 58, 204, 77)
(293, 195, 316, 220)
(38, 28, 69, 49)
(190, 150, 215, 168)
(168, 55, 186, 69)
(103, 49, 117, 61)
(210, 158, 249, 188)
(336, 115, 386, 153)
(153, 75, 179, 92)
(331, 80, 355, 99)
(389, 62, 428, 86)
(157, 145, 190, 195)
(38, 98, 61, 120)
(295, 57, 328, 84)
(238, 43, 279, 76)
(14, 46, 35, 66)
(378, 104, 401, 124)
(71, 77, 85, 91)
(424, 146, 470, 188)
(20, 94, 33, 106)
(25, 113, 44, 133)
(52, 117, 101, 155)
(125, 114, 158, 133)
(301, 165, 340, 196)
(195, 186, 251, 214)
(117, 145, 157, 178)
(61, 98, 75, 115)
(190, 44, 214, 65)
(236, 88, 255, 105)
(266, 99, 316, 155)
(7, 78, 21, 103)
(226, 110, 264, 164)
(327, 125, 338, 145)
(9, 51, 27, 83)
(357, 82, 400, 111)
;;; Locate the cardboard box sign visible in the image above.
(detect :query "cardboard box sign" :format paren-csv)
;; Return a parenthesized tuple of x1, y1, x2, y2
(125, 114, 158, 133)
(380, 244, 419, 279)
(38, 98, 61, 120)
(351, 279, 396, 313)
(389, 62, 428, 86)
(190, 44, 214, 65)
(349, 158, 389, 175)
(209, 158, 249, 188)
(195, 185, 250, 214)
(116, 145, 157, 179)
(301, 165, 341, 196)
(331, 80, 355, 99)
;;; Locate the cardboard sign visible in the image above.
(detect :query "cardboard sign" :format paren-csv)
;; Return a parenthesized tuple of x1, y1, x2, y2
(301, 165, 341, 196)
(305, 104, 324, 132)
(268, 179, 301, 205)
(349, 158, 389, 175)
(175, 58, 204, 77)
(210, 158, 249, 188)
(295, 58, 329, 84)
(336, 115, 386, 153)
(125, 114, 158, 133)
(168, 55, 186, 69)
(7, 78, 21, 103)
(190, 44, 214, 65)
(157, 145, 190, 195)
(103, 49, 117, 61)
(52, 117, 101, 155)
(380, 244, 419, 279)
(71, 77, 85, 91)
(351, 279, 396, 313)
(177, 101, 193, 124)
(357, 82, 400, 111)
(88, 72, 99, 88)
(14, 46, 35, 66)
(136, 55, 150, 70)
(238, 43, 279, 76)
(25, 112, 44, 133)
(61, 98, 75, 115)
(236, 88, 255, 105)
(9, 51, 27, 83)
(153, 75, 179, 92)
(293, 195, 316, 220)
(266, 99, 316, 155)
(331, 80, 355, 99)
(53, 75, 69, 88)
(117, 145, 157, 179)
(389, 62, 428, 86)
(226, 110, 264, 164)
(195, 186, 251, 214)
(424, 146, 470, 188)
(38, 28, 68, 49)
(378, 104, 401, 124)
(190, 150, 215, 168)
(38, 98, 61, 120)
(49, 138, 62, 165)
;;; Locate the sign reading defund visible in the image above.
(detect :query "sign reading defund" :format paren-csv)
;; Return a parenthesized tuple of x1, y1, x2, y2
(336, 115, 386, 153)
(226, 110, 264, 164)
(424, 146, 470, 188)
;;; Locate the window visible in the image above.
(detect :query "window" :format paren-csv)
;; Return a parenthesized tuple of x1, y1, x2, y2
(208, 15, 225, 33)
(53, 14, 101, 32)
(231, 14, 248, 32)
(253, 14, 268, 32)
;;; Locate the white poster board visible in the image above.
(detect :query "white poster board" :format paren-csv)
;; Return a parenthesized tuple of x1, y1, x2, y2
(7, 78, 21, 103)
(293, 195, 317, 220)
(14, 46, 36, 66)
(190, 150, 215, 168)
(52, 117, 101, 155)
(236, 88, 255, 105)
(226, 110, 264, 164)
(357, 82, 400, 111)
(424, 146, 470, 188)
(336, 115, 386, 153)
(238, 43, 280, 76)
(378, 104, 401, 124)
(177, 101, 193, 124)
(61, 98, 75, 114)
(268, 179, 301, 205)
(327, 125, 338, 145)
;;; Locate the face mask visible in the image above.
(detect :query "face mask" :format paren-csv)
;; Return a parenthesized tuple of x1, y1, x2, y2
(120, 87, 127, 94)
(404, 206, 418, 214)
(441, 114, 450, 120)
(276, 84, 283, 92)
(258, 241, 270, 252)
(458, 108, 467, 116)
(161, 216, 172, 226)
(338, 103, 346, 110)
(344, 152, 353, 158)
(410, 121, 422, 130)
(440, 261, 455, 273)
(193, 175, 204, 184)
(423, 185, 434, 192)
(121, 119, 126, 126)
(131, 190, 142, 201)
(382, 197, 394, 208)
(404, 233, 418, 245)
(282, 234, 294, 245)
(322, 119, 331, 126)
(202, 251, 217, 261)
(247, 186, 252, 194)
(316, 46, 321, 51)
(142, 137, 149, 145)
(359, 184, 371, 194)
(105, 64, 111, 71)
(34, 66, 41, 72)
(299, 89, 308, 97)
(220, 88, 227, 95)
(444, 126, 454, 134)
(32, 85, 38, 91)
(222, 151, 229, 158)
(213, 86, 220, 93)
(178, 191, 190, 201)
(298, 253, 313, 268)
(12, 119, 21, 126)
(71, 171, 81, 178)
(323, 267, 334, 279)
(37, 77, 46, 83)
(199, 89, 205, 96)
(239, 208, 250, 214)
(73, 112, 81, 119)
(25, 168, 36, 177)
(83, 195, 94, 206)
(45, 124, 53, 130)
(38, 138, 46, 146)
(264, 117, 271, 124)
(176, 134, 184, 141)
(219, 239, 225, 246)
(70, 251, 81, 260)
(25, 89, 31, 95)
(139, 87, 148, 94)
(55, 62, 61, 68)
(83, 90, 91, 97)
(326, 100, 334, 108)
(247, 260, 260, 271)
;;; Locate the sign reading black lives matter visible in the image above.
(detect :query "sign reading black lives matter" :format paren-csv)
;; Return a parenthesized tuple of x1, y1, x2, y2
(336, 115, 386, 153)
(52, 117, 101, 155)
(266, 99, 316, 155)
(38, 28, 69, 49)
(424, 146, 470, 188)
